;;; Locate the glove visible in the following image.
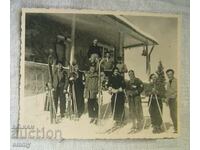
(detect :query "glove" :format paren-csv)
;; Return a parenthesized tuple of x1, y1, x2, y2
(112, 89, 118, 93)
(69, 77, 74, 81)
(108, 87, 112, 94)
(152, 88, 158, 94)
(118, 87, 123, 92)
(135, 90, 139, 94)
(131, 85, 137, 89)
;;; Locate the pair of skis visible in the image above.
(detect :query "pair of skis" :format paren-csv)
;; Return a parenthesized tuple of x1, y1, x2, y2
(104, 92, 126, 134)
(47, 60, 57, 124)
(97, 58, 104, 125)
(66, 87, 78, 121)
(70, 81, 79, 121)
(66, 65, 79, 121)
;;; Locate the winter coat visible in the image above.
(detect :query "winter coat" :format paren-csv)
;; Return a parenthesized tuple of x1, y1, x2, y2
(84, 71, 99, 99)
(52, 66, 68, 90)
(101, 58, 114, 71)
(108, 74, 126, 91)
(145, 82, 165, 99)
(116, 63, 128, 74)
(166, 78, 177, 99)
(126, 78, 144, 97)
(87, 45, 101, 58)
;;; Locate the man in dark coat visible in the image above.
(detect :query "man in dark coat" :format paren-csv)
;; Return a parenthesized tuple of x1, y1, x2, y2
(126, 70, 144, 131)
(52, 61, 68, 118)
(108, 67, 126, 126)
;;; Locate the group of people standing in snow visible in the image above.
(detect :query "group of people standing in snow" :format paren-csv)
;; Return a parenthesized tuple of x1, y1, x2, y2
(45, 38, 178, 134)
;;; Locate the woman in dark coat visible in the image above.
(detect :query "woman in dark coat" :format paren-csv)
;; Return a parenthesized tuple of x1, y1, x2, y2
(108, 67, 126, 126)
(146, 74, 165, 133)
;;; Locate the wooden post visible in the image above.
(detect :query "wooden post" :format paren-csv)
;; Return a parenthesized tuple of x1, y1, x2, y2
(146, 45, 150, 75)
(35, 73, 38, 94)
(70, 15, 76, 65)
(42, 73, 45, 92)
(148, 54, 151, 75)
(148, 45, 155, 75)
(65, 39, 70, 67)
(119, 32, 124, 61)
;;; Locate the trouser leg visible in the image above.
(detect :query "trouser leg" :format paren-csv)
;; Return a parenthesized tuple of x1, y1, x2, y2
(111, 94, 115, 113)
(168, 99, 177, 131)
(88, 99, 93, 118)
(59, 90, 66, 116)
(88, 98, 98, 118)
(149, 98, 160, 133)
(128, 96, 136, 127)
(156, 98, 163, 127)
(93, 99, 98, 118)
(53, 90, 58, 113)
(114, 93, 125, 122)
(134, 96, 144, 129)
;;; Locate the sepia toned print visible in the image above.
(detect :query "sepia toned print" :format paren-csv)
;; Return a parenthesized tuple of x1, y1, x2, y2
(19, 8, 180, 139)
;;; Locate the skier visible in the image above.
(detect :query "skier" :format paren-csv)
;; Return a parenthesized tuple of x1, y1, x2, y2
(146, 73, 165, 133)
(69, 60, 85, 118)
(165, 69, 178, 133)
(84, 65, 99, 124)
(108, 67, 126, 126)
(126, 70, 144, 132)
(52, 61, 69, 118)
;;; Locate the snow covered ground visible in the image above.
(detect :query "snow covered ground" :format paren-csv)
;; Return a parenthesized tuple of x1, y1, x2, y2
(19, 92, 178, 139)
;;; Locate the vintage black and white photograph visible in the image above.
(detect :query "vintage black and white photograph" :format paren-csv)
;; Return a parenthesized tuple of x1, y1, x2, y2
(19, 9, 180, 139)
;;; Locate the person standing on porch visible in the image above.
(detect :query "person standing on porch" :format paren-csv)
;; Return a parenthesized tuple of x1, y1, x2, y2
(84, 65, 99, 124)
(101, 52, 114, 80)
(166, 69, 178, 133)
(126, 70, 144, 132)
(87, 38, 102, 62)
(108, 67, 126, 126)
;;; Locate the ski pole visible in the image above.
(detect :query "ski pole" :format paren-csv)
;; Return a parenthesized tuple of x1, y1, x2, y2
(142, 94, 153, 130)
(72, 83, 79, 121)
(120, 105, 125, 124)
(66, 92, 72, 119)
(102, 103, 110, 120)
(97, 91, 103, 125)
(112, 92, 118, 120)
(49, 89, 57, 124)
(148, 94, 153, 108)
(119, 91, 127, 124)
(155, 94, 167, 131)
(97, 58, 104, 125)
